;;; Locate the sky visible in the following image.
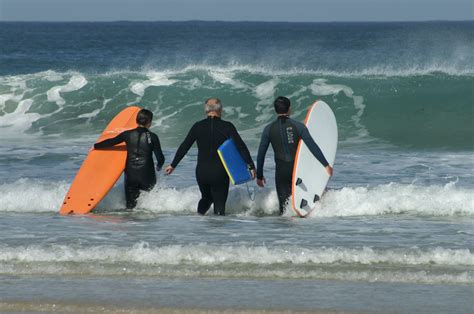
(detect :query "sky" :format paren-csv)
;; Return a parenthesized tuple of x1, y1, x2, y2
(0, 0, 472, 22)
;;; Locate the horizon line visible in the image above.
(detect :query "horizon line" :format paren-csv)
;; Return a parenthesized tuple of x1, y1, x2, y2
(1, 19, 473, 23)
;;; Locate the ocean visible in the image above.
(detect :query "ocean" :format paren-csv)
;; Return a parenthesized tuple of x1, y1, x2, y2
(0, 21, 473, 313)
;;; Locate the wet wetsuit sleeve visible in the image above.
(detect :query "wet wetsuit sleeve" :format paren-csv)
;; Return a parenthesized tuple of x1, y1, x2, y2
(94, 132, 125, 149)
(299, 126, 329, 167)
(170, 124, 197, 168)
(151, 133, 165, 169)
(256, 124, 271, 179)
(229, 124, 255, 170)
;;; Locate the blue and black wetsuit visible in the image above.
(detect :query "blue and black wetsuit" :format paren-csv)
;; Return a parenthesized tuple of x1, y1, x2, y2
(170, 116, 255, 215)
(94, 127, 165, 209)
(257, 116, 329, 214)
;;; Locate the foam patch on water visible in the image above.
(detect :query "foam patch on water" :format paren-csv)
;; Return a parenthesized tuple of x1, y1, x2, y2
(254, 79, 281, 123)
(208, 70, 249, 89)
(132, 183, 279, 216)
(0, 178, 279, 215)
(130, 72, 177, 97)
(0, 99, 40, 133)
(0, 179, 69, 213)
(0, 179, 472, 217)
(42, 70, 63, 82)
(310, 78, 370, 143)
(169, 63, 474, 77)
(0, 75, 42, 135)
(255, 79, 279, 101)
(310, 182, 474, 218)
(2, 243, 471, 266)
(0, 263, 470, 284)
(46, 74, 87, 106)
(0, 262, 474, 284)
(0, 243, 472, 283)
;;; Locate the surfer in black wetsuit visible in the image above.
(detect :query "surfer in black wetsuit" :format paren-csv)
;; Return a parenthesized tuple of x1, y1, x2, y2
(165, 98, 256, 216)
(94, 109, 165, 209)
(256, 96, 333, 214)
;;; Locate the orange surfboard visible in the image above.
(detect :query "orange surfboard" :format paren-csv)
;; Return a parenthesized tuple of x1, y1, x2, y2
(60, 106, 141, 215)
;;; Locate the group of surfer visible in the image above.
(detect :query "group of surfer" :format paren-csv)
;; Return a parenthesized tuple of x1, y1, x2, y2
(94, 96, 333, 215)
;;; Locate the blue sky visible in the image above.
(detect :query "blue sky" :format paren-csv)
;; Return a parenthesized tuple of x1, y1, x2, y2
(0, 0, 472, 22)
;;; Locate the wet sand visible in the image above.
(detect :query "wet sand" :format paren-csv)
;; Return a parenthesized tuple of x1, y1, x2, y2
(0, 301, 363, 314)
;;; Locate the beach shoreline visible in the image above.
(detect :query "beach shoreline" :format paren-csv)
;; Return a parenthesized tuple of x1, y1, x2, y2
(0, 301, 361, 314)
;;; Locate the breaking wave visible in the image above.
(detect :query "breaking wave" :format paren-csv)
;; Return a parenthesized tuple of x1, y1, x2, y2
(0, 242, 472, 284)
(0, 179, 472, 217)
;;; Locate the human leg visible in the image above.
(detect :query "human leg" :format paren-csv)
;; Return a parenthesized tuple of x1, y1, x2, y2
(275, 161, 293, 214)
(197, 181, 213, 215)
(124, 180, 140, 209)
(210, 178, 229, 215)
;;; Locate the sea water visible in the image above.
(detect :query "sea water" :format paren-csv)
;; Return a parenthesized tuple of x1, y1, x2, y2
(0, 21, 473, 312)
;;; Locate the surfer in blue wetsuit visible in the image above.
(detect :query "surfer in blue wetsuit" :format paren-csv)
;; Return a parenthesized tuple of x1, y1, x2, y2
(94, 109, 165, 209)
(256, 96, 333, 214)
(165, 98, 256, 216)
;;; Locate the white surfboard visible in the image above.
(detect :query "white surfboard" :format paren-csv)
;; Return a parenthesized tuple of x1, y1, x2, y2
(291, 100, 337, 217)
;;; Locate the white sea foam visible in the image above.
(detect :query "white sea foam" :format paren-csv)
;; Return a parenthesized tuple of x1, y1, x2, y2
(0, 243, 472, 283)
(120, 183, 279, 216)
(1, 243, 472, 266)
(310, 78, 370, 142)
(208, 70, 248, 89)
(0, 179, 69, 213)
(0, 99, 40, 133)
(0, 262, 470, 284)
(255, 79, 279, 101)
(42, 70, 63, 82)
(0, 179, 472, 217)
(0, 76, 41, 134)
(310, 182, 474, 218)
(77, 108, 101, 119)
(1, 64, 472, 97)
(46, 74, 88, 106)
(166, 63, 474, 77)
(0, 94, 14, 110)
(130, 72, 177, 97)
(254, 79, 281, 123)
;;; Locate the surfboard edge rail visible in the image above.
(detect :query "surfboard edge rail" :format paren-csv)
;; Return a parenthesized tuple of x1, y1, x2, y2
(60, 106, 142, 216)
(291, 100, 318, 218)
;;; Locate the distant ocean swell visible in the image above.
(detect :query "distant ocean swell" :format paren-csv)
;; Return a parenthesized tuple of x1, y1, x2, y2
(0, 243, 472, 284)
(0, 68, 472, 149)
(0, 179, 472, 217)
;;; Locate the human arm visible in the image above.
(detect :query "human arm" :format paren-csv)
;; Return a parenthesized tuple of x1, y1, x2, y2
(93, 132, 125, 149)
(151, 133, 165, 170)
(229, 124, 255, 172)
(256, 125, 271, 186)
(168, 124, 197, 171)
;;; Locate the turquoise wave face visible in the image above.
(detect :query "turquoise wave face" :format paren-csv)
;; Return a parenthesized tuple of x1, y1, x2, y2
(0, 69, 472, 150)
(1, 22, 473, 149)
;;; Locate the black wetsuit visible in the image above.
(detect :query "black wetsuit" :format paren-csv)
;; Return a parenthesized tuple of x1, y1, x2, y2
(94, 127, 165, 209)
(170, 116, 255, 215)
(257, 116, 329, 214)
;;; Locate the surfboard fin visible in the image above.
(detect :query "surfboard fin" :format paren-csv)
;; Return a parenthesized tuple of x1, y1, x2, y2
(296, 178, 303, 185)
(314, 194, 320, 203)
(300, 199, 308, 208)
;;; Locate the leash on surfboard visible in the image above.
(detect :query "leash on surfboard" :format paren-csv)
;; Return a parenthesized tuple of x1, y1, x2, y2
(245, 182, 256, 201)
